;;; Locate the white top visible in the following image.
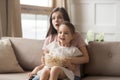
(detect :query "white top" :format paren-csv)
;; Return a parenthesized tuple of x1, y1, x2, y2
(38, 41, 82, 80)
(46, 41, 82, 58)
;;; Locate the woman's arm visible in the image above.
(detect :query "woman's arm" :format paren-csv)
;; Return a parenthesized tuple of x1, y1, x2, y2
(70, 46, 89, 64)
(63, 59, 76, 72)
(41, 49, 50, 64)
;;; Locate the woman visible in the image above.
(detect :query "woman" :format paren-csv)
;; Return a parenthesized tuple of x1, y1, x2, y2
(29, 7, 89, 80)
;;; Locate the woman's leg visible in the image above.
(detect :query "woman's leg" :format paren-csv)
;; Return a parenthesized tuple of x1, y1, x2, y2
(39, 67, 50, 80)
(49, 66, 67, 80)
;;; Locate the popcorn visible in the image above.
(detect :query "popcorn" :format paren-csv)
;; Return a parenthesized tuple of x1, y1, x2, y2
(45, 54, 65, 67)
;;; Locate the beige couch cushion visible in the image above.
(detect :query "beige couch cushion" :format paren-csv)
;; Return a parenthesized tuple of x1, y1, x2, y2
(0, 72, 29, 80)
(0, 39, 24, 73)
(9, 38, 44, 70)
(84, 41, 120, 76)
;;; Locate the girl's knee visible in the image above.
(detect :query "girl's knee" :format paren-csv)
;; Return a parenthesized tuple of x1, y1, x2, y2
(50, 66, 61, 73)
(50, 66, 64, 76)
(40, 68, 50, 80)
(41, 68, 50, 75)
(50, 66, 66, 79)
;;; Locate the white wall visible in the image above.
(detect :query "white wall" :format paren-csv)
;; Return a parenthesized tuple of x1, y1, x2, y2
(70, 0, 120, 41)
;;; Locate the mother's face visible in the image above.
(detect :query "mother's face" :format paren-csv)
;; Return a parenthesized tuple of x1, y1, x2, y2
(52, 11, 64, 31)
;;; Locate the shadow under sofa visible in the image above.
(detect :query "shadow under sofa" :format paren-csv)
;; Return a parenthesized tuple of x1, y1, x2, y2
(0, 37, 120, 80)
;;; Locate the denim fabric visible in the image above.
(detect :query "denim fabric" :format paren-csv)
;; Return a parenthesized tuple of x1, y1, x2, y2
(32, 75, 39, 80)
(74, 76, 80, 80)
(30, 75, 80, 80)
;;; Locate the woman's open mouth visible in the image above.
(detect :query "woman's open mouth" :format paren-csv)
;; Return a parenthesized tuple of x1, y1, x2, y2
(55, 24, 59, 26)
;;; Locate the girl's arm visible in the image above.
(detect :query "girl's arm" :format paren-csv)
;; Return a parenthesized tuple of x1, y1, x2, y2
(28, 64, 44, 78)
(29, 50, 46, 78)
(70, 46, 89, 64)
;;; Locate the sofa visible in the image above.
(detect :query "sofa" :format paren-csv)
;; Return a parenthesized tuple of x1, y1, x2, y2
(0, 37, 120, 80)
(0, 37, 44, 80)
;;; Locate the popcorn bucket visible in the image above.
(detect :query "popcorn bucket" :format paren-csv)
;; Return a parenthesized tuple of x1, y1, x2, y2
(45, 54, 64, 67)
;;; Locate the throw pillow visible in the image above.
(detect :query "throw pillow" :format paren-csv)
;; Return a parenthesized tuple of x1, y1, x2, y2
(0, 39, 24, 73)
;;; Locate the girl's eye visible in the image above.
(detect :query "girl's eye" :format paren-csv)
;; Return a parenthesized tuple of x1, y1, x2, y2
(58, 31, 62, 34)
(58, 32, 69, 35)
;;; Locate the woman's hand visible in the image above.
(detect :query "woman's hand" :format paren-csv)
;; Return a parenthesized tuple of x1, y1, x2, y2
(63, 58, 75, 72)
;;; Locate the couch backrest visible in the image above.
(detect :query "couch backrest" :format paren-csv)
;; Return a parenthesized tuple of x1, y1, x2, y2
(84, 41, 120, 76)
(9, 38, 44, 71)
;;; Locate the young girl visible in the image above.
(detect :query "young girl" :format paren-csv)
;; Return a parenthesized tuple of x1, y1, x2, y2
(29, 21, 83, 80)
(29, 7, 89, 80)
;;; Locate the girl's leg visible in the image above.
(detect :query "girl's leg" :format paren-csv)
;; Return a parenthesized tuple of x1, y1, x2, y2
(40, 68, 50, 80)
(49, 66, 67, 80)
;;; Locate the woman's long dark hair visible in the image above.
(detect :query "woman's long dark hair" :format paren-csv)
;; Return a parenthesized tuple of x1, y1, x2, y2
(46, 7, 70, 37)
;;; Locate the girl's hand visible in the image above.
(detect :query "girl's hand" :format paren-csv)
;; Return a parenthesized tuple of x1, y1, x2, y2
(28, 72, 36, 79)
(28, 64, 44, 78)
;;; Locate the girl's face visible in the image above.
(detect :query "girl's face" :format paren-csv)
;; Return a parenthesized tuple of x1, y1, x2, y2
(58, 24, 74, 46)
(52, 11, 64, 31)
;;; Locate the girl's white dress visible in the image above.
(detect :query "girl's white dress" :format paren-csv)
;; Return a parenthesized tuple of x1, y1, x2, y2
(37, 41, 82, 80)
